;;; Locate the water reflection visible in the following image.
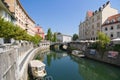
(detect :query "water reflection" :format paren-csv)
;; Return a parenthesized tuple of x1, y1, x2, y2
(34, 51, 120, 80)
(70, 55, 120, 80)
(46, 51, 68, 66)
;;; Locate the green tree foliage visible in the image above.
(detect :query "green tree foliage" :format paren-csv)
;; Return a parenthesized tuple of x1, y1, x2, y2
(46, 28, 52, 41)
(0, 18, 42, 45)
(0, 18, 28, 40)
(52, 33, 57, 42)
(0, 18, 15, 39)
(97, 32, 110, 49)
(31, 34, 42, 45)
(72, 33, 78, 41)
(97, 32, 110, 57)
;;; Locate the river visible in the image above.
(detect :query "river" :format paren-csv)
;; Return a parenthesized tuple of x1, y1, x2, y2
(34, 50, 120, 80)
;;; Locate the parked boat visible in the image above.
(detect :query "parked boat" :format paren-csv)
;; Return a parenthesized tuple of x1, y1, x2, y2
(28, 60, 47, 79)
(72, 50, 85, 58)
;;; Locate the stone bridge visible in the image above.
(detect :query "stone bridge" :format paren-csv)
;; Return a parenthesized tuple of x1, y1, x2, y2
(50, 41, 88, 51)
(68, 41, 88, 51)
(50, 42, 68, 51)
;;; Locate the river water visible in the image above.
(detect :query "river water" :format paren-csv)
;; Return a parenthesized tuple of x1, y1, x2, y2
(34, 51, 120, 80)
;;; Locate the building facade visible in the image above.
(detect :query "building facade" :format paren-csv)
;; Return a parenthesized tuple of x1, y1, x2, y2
(0, 0, 16, 45)
(56, 33, 72, 42)
(4, 0, 36, 36)
(79, 1, 118, 40)
(34, 26, 45, 39)
(102, 14, 120, 39)
(0, 0, 15, 23)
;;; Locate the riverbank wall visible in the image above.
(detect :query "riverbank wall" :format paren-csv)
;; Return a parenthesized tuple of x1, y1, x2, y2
(85, 49, 120, 66)
(0, 41, 50, 80)
(67, 42, 120, 67)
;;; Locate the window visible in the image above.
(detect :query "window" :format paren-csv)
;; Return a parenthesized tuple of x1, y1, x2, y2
(111, 19, 115, 23)
(92, 25, 94, 29)
(110, 34, 113, 38)
(105, 27, 107, 31)
(5, 12, 8, 18)
(97, 15, 100, 20)
(97, 23, 100, 28)
(117, 25, 120, 29)
(118, 17, 120, 21)
(111, 26, 113, 30)
(107, 21, 110, 24)
(19, 19, 20, 23)
(117, 32, 120, 37)
(92, 18, 94, 22)
(92, 31, 94, 35)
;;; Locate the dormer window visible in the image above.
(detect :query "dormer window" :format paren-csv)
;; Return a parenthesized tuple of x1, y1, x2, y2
(111, 19, 115, 23)
(106, 20, 109, 24)
(118, 17, 120, 21)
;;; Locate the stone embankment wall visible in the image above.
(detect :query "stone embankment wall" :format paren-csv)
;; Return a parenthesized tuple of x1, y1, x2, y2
(85, 49, 120, 66)
(68, 42, 120, 67)
(20, 42, 50, 80)
(0, 45, 17, 80)
(0, 41, 50, 80)
(0, 41, 34, 80)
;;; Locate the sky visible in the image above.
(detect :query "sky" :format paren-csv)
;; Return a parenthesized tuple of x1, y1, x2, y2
(20, 0, 120, 36)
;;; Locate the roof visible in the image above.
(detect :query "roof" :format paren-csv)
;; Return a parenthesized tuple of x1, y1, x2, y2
(87, 11, 93, 17)
(29, 60, 45, 67)
(107, 14, 120, 21)
(0, 0, 16, 20)
(35, 26, 44, 33)
(17, 0, 35, 24)
(102, 13, 120, 26)
(57, 34, 72, 37)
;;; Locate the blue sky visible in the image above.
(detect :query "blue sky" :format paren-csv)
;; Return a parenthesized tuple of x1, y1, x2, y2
(20, 0, 120, 36)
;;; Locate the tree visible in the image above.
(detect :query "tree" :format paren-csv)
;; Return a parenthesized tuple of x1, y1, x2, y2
(31, 34, 42, 45)
(0, 18, 28, 40)
(72, 34, 79, 41)
(46, 28, 52, 41)
(97, 32, 110, 57)
(52, 33, 57, 42)
(0, 18, 42, 45)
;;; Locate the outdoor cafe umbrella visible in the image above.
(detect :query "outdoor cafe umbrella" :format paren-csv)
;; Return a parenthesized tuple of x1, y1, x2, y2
(111, 38, 120, 41)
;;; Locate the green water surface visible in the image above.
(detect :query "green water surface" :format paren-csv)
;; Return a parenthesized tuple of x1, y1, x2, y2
(35, 51, 120, 80)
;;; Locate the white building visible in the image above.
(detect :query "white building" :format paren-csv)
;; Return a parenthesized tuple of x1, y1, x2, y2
(56, 33, 72, 42)
(79, 1, 118, 40)
(102, 14, 120, 39)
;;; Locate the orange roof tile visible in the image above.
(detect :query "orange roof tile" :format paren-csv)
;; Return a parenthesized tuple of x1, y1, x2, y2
(102, 14, 120, 26)
(107, 14, 120, 21)
(87, 11, 93, 17)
